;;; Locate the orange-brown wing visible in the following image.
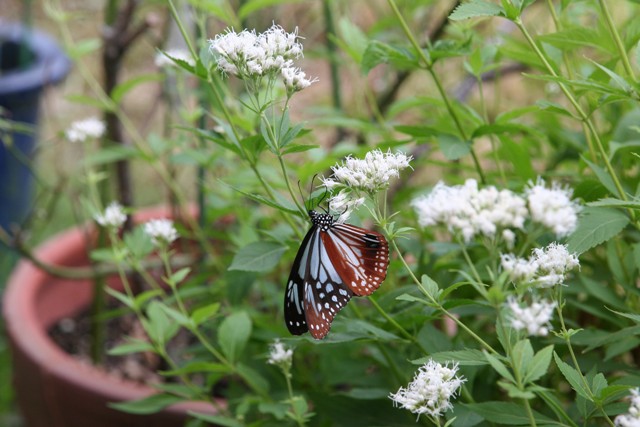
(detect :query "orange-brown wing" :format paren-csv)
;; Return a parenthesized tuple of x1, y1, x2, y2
(321, 223, 389, 297)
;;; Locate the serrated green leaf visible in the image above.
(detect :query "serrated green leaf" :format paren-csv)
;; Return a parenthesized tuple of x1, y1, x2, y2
(566, 207, 629, 254)
(512, 339, 534, 382)
(109, 393, 183, 414)
(218, 311, 252, 363)
(145, 301, 180, 345)
(236, 363, 269, 396)
(553, 352, 591, 400)
(167, 268, 191, 287)
(449, 0, 505, 20)
(420, 274, 442, 301)
(484, 351, 515, 383)
(498, 381, 535, 399)
(524, 345, 553, 384)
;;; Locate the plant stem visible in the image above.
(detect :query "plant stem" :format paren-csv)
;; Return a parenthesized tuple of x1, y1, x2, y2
(514, 18, 632, 219)
(386, 0, 486, 184)
(598, 0, 636, 82)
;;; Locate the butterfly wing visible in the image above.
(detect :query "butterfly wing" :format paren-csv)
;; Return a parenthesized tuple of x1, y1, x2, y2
(322, 223, 389, 296)
(284, 226, 316, 335)
(285, 226, 354, 339)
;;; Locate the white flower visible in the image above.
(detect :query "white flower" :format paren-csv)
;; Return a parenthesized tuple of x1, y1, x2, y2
(323, 150, 412, 195)
(155, 48, 195, 68)
(526, 178, 580, 238)
(267, 339, 293, 368)
(282, 66, 317, 93)
(412, 179, 527, 243)
(616, 389, 640, 427)
(390, 360, 465, 420)
(502, 242, 579, 288)
(506, 296, 556, 337)
(66, 117, 105, 142)
(209, 24, 313, 89)
(144, 219, 178, 246)
(328, 190, 365, 223)
(94, 202, 126, 229)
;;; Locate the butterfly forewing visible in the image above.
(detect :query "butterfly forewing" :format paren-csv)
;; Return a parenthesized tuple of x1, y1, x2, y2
(284, 211, 389, 340)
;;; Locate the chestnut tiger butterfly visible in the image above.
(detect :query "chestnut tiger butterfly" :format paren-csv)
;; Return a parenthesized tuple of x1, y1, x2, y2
(284, 204, 389, 339)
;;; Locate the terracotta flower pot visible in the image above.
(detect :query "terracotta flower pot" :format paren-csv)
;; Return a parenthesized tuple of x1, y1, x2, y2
(2, 207, 219, 427)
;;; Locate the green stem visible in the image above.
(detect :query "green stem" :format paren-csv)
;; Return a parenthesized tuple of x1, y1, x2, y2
(386, 0, 486, 184)
(598, 0, 636, 82)
(389, 237, 498, 355)
(514, 18, 632, 217)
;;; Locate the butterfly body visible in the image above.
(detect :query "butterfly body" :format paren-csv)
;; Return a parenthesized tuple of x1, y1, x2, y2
(285, 210, 389, 339)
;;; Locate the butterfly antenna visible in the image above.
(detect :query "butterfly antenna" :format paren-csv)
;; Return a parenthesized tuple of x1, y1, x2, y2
(297, 179, 308, 211)
(318, 185, 329, 213)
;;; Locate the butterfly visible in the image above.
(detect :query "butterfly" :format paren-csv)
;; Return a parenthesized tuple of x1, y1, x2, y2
(284, 210, 389, 339)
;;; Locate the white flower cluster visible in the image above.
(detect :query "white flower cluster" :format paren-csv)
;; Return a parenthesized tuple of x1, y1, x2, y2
(323, 150, 412, 194)
(412, 178, 581, 243)
(66, 117, 105, 143)
(616, 389, 640, 427)
(94, 202, 126, 230)
(501, 243, 580, 288)
(526, 178, 580, 237)
(389, 359, 465, 419)
(321, 150, 412, 222)
(144, 219, 178, 246)
(412, 179, 527, 243)
(209, 24, 316, 93)
(328, 190, 366, 224)
(506, 296, 557, 337)
(155, 48, 195, 68)
(267, 339, 293, 368)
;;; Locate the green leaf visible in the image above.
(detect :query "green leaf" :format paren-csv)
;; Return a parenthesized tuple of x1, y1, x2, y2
(553, 352, 591, 400)
(583, 158, 620, 195)
(109, 393, 183, 414)
(167, 267, 191, 287)
(65, 94, 115, 112)
(191, 303, 221, 326)
(111, 73, 163, 104)
(105, 287, 134, 309)
(237, 0, 305, 20)
(124, 226, 154, 259)
(425, 349, 488, 366)
(512, 340, 534, 383)
(236, 363, 269, 396)
(566, 207, 629, 254)
(462, 401, 555, 424)
(108, 338, 156, 356)
(84, 146, 140, 167)
(282, 143, 319, 155)
(484, 351, 515, 383)
(144, 301, 180, 345)
(449, 0, 505, 20)
(361, 40, 419, 74)
(188, 412, 243, 427)
(161, 361, 230, 376)
(420, 274, 442, 301)
(524, 345, 553, 384)
(229, 185, 300, 215)
(228, 241, 287, 272)
(437, 134, 471, 160)
(218, 311, 252, 363)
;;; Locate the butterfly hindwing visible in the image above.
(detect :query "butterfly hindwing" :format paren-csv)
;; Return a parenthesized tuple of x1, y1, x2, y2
(323, 223, 389, 296)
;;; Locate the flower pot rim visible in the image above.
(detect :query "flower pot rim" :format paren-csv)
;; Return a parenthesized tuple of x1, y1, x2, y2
(2, 205, 218, 416)
(0, 21, 71, 95)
